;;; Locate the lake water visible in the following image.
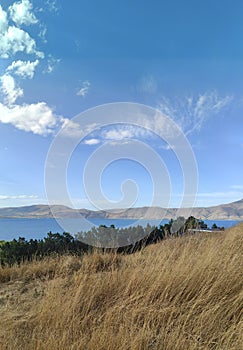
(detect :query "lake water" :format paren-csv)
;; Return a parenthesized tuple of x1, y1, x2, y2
(0, 218, 241, 241)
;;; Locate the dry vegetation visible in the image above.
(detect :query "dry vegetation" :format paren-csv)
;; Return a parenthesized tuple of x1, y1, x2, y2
(0, 224, 242, 350)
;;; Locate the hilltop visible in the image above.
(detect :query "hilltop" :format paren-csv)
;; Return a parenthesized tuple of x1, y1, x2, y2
(0, 224, 242, 349)
(0, 199, 243, 220)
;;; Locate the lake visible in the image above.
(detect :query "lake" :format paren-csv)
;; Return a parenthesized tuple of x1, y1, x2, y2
(0, 218, 241, 241)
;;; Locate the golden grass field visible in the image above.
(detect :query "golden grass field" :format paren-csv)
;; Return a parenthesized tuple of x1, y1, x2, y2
(0, 224, 242, 350)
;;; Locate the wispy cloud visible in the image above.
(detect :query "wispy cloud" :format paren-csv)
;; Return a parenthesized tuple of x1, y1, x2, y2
(60, 119, 85, 138)
(230, 185, 243, 191)
(60, 121, 146, 144)
(77, 81, 90, 97)
(82, 125, 151, 145)
(74, 39, 80, 52)
(137, 74, 157, 94)
(60, 119, 99, 139)
(195, 191, 243, 207)
(44, 55, 61, 74)
(71, 119, 174, 146)
(173, 190, 243, 207)
(196, 191, 243, 199)
(158, 91, 233, 135)
(45, 0, 59, 14)
(38, 23, 47, 43)
(63, 92, 231, 147)
(0, 194, 38, 200)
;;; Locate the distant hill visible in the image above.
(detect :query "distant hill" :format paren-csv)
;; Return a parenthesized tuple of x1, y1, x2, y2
(0, 199, 242, 220)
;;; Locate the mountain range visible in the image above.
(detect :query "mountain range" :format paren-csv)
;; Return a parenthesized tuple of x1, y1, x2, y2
(0, 199, 242, 220)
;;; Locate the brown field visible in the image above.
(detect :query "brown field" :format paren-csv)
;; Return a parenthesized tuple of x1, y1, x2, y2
(0, 224, 242, 350)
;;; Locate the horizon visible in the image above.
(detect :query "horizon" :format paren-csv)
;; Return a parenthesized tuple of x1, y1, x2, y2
(0, 0, 243, 210)
(0, 197, 242, 211)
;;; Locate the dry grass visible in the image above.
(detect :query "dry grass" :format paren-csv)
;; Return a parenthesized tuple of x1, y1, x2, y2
(0, 224, 242, 350)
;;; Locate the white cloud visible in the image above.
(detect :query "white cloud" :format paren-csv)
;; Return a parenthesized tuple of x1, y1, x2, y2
(83, 138, 100, 145)
(158, 91, 233, 135)
(0, 3, 43, 58)
(9, 0, 38, 26)
(0, 5, 8, 33)
(77, 81, 90, 97)
(103, 126, 147, 141)
(104, 129, 133, 141)
(0, 2, 64, 137)
(0, 25, 44, 58)
(0, 102, 61, 135)
(6, 59, 39, 79)
(0, 74, 23, 105)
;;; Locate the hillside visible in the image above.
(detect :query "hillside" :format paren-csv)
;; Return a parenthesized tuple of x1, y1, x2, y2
(0, 199, 243, 219)
(0, 224, 242, 350)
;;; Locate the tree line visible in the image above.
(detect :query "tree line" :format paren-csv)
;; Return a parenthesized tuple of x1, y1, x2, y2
(0, 217, 224, 266)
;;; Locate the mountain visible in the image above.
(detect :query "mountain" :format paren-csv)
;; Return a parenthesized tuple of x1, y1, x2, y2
(0, 199, 242, 220)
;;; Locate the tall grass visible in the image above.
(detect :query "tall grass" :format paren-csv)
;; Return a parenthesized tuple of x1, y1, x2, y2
(0, 224, 242, 349)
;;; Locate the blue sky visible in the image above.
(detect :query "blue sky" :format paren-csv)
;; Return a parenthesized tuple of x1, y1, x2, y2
(0, 0, 242, 210)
